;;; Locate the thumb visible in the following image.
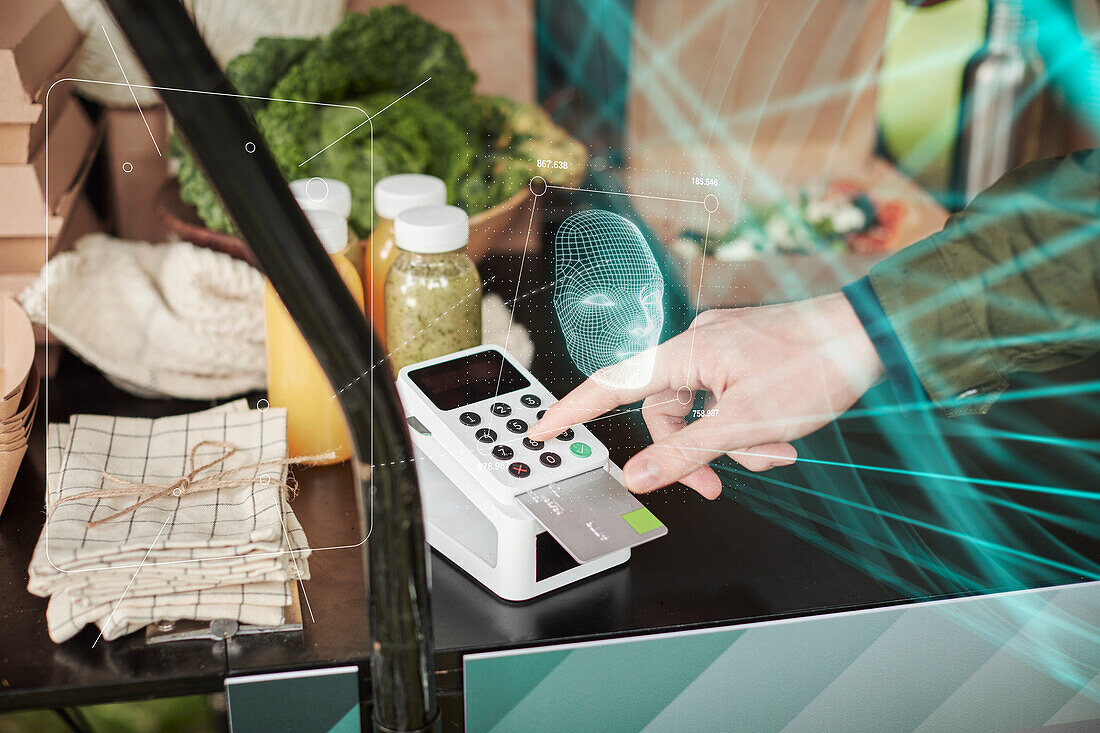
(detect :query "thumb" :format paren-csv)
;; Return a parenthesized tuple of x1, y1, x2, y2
(622, 418, 726, 495)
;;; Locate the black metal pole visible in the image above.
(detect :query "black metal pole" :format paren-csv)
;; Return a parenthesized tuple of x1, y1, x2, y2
(98, 2, 438, 730)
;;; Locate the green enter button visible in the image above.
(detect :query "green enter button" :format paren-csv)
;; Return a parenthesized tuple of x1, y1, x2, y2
(569, 442, 592, 458)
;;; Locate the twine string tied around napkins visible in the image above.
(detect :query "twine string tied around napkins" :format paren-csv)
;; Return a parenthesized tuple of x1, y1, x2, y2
(50, 440, 335, 528)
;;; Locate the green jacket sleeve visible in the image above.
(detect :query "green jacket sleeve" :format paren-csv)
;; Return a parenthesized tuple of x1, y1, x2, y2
(867, 148, 1100, 415)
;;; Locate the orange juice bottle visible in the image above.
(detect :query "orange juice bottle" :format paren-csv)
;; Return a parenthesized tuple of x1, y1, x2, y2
(264, 209, 364, 463)
(289, 177, 362, 281)
(366, 174, 446, 347)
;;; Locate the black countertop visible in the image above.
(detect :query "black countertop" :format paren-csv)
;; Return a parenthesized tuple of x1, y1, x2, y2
(1, 251, 1097, 714)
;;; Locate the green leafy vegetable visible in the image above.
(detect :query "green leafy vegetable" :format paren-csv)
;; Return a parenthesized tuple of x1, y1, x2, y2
(225, 36, 318, 114)
(171, 6, 582, 237)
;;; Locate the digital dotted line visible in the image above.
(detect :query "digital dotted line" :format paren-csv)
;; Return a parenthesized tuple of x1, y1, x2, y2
(332, 277, 496, 397)
(369, 456, 420, 469)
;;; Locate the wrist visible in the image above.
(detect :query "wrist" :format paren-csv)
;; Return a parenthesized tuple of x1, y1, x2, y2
(819, 291, 886, 392)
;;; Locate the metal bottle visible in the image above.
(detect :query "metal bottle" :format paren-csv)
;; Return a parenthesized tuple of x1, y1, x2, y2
(950, 0, 1045, 209)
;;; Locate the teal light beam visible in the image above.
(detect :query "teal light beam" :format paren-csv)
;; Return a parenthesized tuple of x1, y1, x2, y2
(713, 463, 1099, 580)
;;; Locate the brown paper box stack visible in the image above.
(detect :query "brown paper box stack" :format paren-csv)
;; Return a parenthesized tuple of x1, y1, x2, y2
(0, 296, 38, 517)
(0, 0, 81, 164)
(1, 0, 105, 375)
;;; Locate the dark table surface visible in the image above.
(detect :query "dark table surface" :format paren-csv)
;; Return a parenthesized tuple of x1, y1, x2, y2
(1, 249, 1097, 716)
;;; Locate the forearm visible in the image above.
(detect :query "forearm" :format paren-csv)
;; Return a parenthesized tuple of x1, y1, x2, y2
(859, 149, 1100, 414)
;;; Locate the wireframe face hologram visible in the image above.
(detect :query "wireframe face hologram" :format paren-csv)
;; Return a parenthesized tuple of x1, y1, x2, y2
(553, 209, 664, 390)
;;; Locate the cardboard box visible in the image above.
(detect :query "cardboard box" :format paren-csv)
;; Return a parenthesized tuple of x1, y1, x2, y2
(0, 93, 98, 239)
(0, 49, 79, 164)
(0, 189, 103, 274)
(0, 0, 81, 108)
(0, 77, 70, 164)
(102, 106, 171, 242)
(624, 0, 948, 307)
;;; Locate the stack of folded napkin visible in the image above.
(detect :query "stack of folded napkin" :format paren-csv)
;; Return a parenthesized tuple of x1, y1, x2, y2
(28, 400, 313, 643)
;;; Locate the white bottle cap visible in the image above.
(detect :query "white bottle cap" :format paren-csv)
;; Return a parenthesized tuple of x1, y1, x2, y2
(304, 209, 349, 254)
(290, 177, 352, 220)
(374, 174, 447, 221)
(395, 205, 469, 254)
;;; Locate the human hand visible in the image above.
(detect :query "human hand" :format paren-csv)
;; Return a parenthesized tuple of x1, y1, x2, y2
(528, 292, 884, 499)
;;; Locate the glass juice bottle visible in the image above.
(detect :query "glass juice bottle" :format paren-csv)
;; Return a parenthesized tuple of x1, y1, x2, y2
(385, 205, 481, 374)
(289, 177, 361, 278)
(264, 209, 364, 463)
(366, 174, 446, 348)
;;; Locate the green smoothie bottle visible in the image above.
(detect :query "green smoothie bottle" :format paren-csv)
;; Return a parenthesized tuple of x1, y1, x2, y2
(385, 205, 482, 374)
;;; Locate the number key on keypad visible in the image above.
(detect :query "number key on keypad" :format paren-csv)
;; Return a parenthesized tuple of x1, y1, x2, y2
(506, 418, 528, 434)
(475, 428, 497, 443)
(539, 452, 562, 468)
(490, 402, 511, 417)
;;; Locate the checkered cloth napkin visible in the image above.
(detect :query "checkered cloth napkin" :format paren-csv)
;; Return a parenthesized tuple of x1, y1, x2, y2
(27, 401, 312, 643)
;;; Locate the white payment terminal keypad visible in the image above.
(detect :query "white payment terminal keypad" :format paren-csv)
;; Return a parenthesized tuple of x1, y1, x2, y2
(396, 346, 610, 502)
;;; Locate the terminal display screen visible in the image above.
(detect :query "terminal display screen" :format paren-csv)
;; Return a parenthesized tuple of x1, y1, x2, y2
(409, 350, 531, 411)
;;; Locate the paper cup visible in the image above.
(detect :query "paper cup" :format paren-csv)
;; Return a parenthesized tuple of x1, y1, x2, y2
(0, 442, 28, 518)
(0, 366, 37, 428)
(0, 369, 33, 517)
(0, 366, 37, 448)
(1, 297, 35, 422)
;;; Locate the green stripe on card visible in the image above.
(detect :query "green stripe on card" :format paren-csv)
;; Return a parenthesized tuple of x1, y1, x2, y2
(622, 507, 663, 534)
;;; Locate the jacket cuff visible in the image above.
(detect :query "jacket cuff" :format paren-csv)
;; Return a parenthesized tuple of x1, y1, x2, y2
(866, 240, 1008, 415)
(842, 277, 928, 408)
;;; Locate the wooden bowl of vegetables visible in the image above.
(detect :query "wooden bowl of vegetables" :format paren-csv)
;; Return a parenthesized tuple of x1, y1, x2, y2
(164, 8, 586, 264)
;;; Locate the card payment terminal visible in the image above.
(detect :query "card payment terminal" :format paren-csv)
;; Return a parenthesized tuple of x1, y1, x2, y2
(396, 346, 667, 600)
